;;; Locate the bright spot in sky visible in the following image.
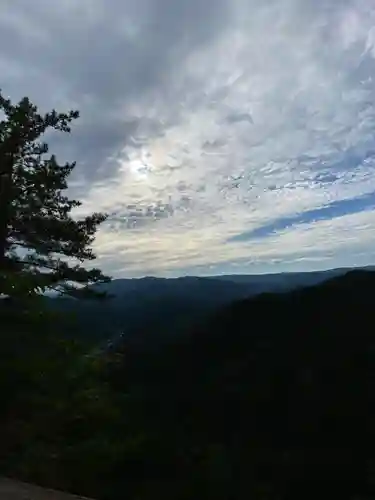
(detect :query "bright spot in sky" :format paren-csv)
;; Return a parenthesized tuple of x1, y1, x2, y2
(127, 159, 151, 180)
(3, 0, 375, 277)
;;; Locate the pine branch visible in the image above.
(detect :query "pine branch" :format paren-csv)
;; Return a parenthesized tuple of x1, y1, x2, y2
(0, 89, 112, 299)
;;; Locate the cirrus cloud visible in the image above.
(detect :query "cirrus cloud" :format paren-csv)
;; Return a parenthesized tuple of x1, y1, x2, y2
(1, 0, 375, 276)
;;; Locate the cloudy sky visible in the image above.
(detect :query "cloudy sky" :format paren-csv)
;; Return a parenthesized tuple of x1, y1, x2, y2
(1, 0, 375, 277)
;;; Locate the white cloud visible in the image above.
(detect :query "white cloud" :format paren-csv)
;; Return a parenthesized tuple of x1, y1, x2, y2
(2, 0, 375, 276)
(70, 0, 375, 275)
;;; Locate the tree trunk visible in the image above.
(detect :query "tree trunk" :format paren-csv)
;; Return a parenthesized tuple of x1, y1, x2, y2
(0, 155, 13, 292)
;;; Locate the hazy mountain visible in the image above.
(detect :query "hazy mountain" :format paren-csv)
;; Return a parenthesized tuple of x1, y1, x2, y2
(92, 266, 350, 297)
(215, 267, 346, 290)
(51, 267, 356, 344)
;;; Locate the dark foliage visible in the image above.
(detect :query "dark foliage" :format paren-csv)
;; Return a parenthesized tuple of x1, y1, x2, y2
(0, 90, 110, 299)
(1, 269, 374, 499)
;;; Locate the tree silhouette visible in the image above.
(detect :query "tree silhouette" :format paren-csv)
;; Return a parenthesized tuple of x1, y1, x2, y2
(0, 90, 110, 299)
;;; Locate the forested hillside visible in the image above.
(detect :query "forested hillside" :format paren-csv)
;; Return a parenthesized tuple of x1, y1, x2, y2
(1, 269, 374, 499)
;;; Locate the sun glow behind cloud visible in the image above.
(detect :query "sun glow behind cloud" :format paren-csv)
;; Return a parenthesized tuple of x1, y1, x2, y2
(2, 0, 375, 276)
(71, 0, 375, 276)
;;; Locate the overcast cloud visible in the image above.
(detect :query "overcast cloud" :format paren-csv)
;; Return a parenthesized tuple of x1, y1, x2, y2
(1, 0, 375, 277)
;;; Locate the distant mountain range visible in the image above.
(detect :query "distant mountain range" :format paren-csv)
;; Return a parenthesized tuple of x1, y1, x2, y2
(51, 266, 363, 345)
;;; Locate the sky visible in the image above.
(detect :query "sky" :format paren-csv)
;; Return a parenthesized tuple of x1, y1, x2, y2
(1, 0, 375, 278)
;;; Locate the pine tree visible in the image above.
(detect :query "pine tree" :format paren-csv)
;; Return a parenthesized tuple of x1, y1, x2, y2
(0, 90, 111, 299)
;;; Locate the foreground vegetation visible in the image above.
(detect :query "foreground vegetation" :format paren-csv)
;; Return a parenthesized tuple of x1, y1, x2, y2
(1, 269, 374, 499)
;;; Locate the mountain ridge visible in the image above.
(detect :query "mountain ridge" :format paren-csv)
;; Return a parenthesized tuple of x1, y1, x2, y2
(50, 266, 370, 344)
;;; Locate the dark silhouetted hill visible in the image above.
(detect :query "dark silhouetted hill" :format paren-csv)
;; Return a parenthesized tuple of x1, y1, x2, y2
(48, 267, 350, 344)
(2, 268, 374, 499)
(105, 268, 375, 499)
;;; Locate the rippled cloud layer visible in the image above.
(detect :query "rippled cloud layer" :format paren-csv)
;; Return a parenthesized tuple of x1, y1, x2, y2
(1, 0, 375, 276)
